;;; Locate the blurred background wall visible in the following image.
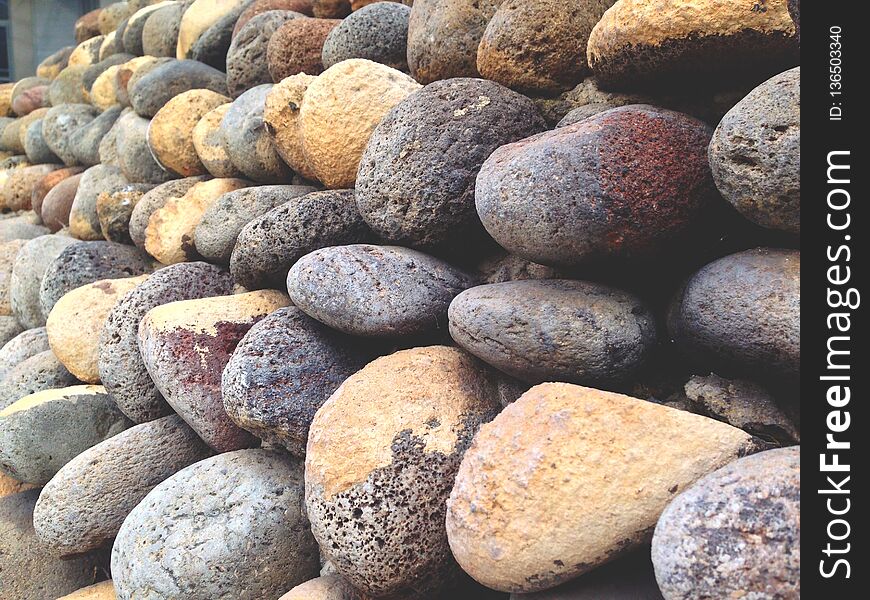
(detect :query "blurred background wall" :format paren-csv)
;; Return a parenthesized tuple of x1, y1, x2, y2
(3, 0, 113, 81)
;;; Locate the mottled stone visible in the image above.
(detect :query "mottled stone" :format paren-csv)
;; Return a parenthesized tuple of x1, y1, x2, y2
(33, 414, 212, 557)
(652, 447, 799, 599)
(48, 66, 90, 105)
(112, 450, 320, 600)
(322, 2, 410, 70)
(221, 85, 293, 183)
(230, 189, 370, 289)
(99, 2, 132, 35)
(114, 112, 176, 184)
(3, 164, 62, 211)
(0, 490, 106, 599)
(128, 176, 207, 250)
(96, 183, 154, 243)
(41, 104, 99, 167)
(306, 346, 503, 598)
(313, 0, 350, 18)
(227, 10, 303, 98)
(11, 85, 49, 117)
(587, 0, 798, 89)
(98, 261, 234, 423)
(46, 275, 148, 383)
(69, 36, 106, 68)
(138, 290, 289, 450)
(192, 104, 241, 178)
(223, 306, 374, 454)
(0, 385, 131, 484)
(30, 168, 83, 218)
(449, 280, 657, 385)
(129, 59, 228, 118)
(144, 177, 251, 264)
(38, 46, 74, 80)
(234, 0, 315, 36)
(263, 74, 318, 180)
(188, 0, 249, 71)
(300, 59, 420, 188)
(476, 105, 715, 266)
(9, 235, 78, 328)
(267, 17, 339, 81)
(0, 239, 27, 316)
(122, 2, 174, 55)
(668, 248, 800, 378)
(0, 315, 24, 348)
(0, 328, 49, 383)
(709, 67, 800, 233)
(177, 0, 247, 60)
(88, 65, 124, 111)
(69, 164, 129, 240)
(76, 8, 104, 43)
(446, 382, 759, 593)
(0, 349, 78, 411)
(0, 472, 37, 498)
(357, 78, 546, 247)
(116, 57, 171, 108)
(24, 119, 62, 164)
(142, 1, 189, 57)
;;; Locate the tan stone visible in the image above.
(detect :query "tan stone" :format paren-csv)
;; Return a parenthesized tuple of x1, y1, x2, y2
(192, 104, 242, 178)
(116, 57, 169, 107)
(0, 240, 27, 316)
(264, 74, 318, 181)
(3, 163, 61, 212)
(99, 31, 118, 61)
(299, 59, 420, 188)
(15, 107, 51, 155)
(68, 36, 106, 68)
(0, 472, 38, 498)
(0, 83, 14, 117)
(177, 0, 248, 59)
(145, 178, 250, 264)
(90, 65, 123, 111)
(445, 382, 760, 593)
(149, 89, 230, 177)
(99, 2, 131, 35)
(46, 275, 149, 383)
(278, 575, 356, 600)
(57, 580, 117, 600)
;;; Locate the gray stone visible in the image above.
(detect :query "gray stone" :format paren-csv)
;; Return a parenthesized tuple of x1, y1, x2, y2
(0, 316, 24, 349)
(227, 11, 301, 98)
(9, 235, 78, 328)
(194, 184, 316, 264)
(38, 240, 153, 319)
(23, 119, 61, 164)
(41, 104, 99, 166)
(555, 102, 616, 127)
(652, 447, 800, 600)
(0, 350, 78, 411)
(48, 66, 90, 106)
(709, 67, 800, 233)
(0, 327, 49, 381)
(668, 248, 800, 379)
(33, 414, 213, 557)
(449, 279, 657, 385)
(69, 106, 124, 167)
(142, 2, 190, 57)
(222, 306, 374, 455)
(190, 1, 251, 71)
(322, 2, 411, 70)
(128, 176, 208, 250)
(0, 217, 50, 243)
(475, 252, 572, 284)
(82, 53, 134, 93)
(287, 244, 474, 337)
(356, 78, 546, 248)
(230, 189, 371, 290)
(221, 84, 293, 183)
(129, 59, 228, 118)
(98, 261, 235, 423)
(111, 449, 320, 600)
(68, 164, 130, 240)
(0, 490, 107, 599)
(114, 111, 176, 183)
(0, 385, 130, 485)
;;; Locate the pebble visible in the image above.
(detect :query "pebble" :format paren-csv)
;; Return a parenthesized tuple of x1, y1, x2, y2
(68, 164, 129, 240)
(99, 2, 131, 36)
(0, 327, 50, 380)
(48, 66, 90, 105)
(227, 10, 303, 98)
(230, 189, 371, 289)
(24, 119, 62, 164)
(0, 490, 107, 599)
(652, 447, 799, 599)
(121, 2, 172, 56)
(305, 346, 503, 598)
(322, 2, 409, 71)
(267, 17, 340, 81)
(46, 275, 148, 383)
(9, 235, 78, 328)
(188, 1, 248, 71)
(112, 449, 320, 599)
(114, 111, 176, 184)
(475, 105, 715, 266)
(68, 36, 105, 67)
(128, 176, 207, 250)
(11, 84, 49, 117)
(129, 59, 228, 118)
(33, 414, 212, 557)
(223, 306, 374, 454)
(76, 8, 103, 43)
(221, 84, 294, 183)
(0, 385, 131, 484)
(3, 164, 62, 211)
(709, 67, 800, 233)
(115, 56, 170, 107)
(263, 74, 319, 180)
(356, 77, 547, 247)
(142, 1, 187, 57)
(194, 184, 316, 264)
(668, 248, 800, 378)
(0, 349, 78, 410)
(586, 0, 798, 88)
(192, 103, 242, 178)
(41, 104, 100, 166)
(288, 244, 473, 337)
(28, 168, 85, 220)
(88, 67, 123, 111)
(98, 261, 234, 423)
(96, 183, 155, 243)
(138, 289, 289, 450)
(477, 0, 614, 94)
(176, 0, 244, 60)
(448, 279, 657, 385)
(144, 177, 251, 264)
(41, 173, 83, 232)
(445, 382, 760, 593)
(148, 89, 231, 177)
(39, 45, 74, 79)
(298, 59, 421, 188)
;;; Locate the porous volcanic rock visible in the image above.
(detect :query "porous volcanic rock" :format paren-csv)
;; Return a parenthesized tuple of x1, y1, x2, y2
(129, 59, 228, 118)
(267, 17, 340, 81)
(128, 176, 207, 250)
(68, 164, 129, 240)
(226, 10, 303, 98)
(0, 327, 49, 380)
(263, 74, 319, 180)
(0, 350, 78, 411)
(96, 183, 155, 243)
(322, 1, 410, 70)
(192, 103, 242, 178)
(41, 104, 99, 166)
(9, 235, 78, 328)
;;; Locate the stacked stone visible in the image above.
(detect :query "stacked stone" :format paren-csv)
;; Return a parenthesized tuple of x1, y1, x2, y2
(0, 1, 800, 599)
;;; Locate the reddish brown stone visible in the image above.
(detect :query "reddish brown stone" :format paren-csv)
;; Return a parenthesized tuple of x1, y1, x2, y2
(41, 173, 84, 232)
(31, 167, 86, 218)
(267, 17, 340, 81)
(233, 0, 315, 37)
